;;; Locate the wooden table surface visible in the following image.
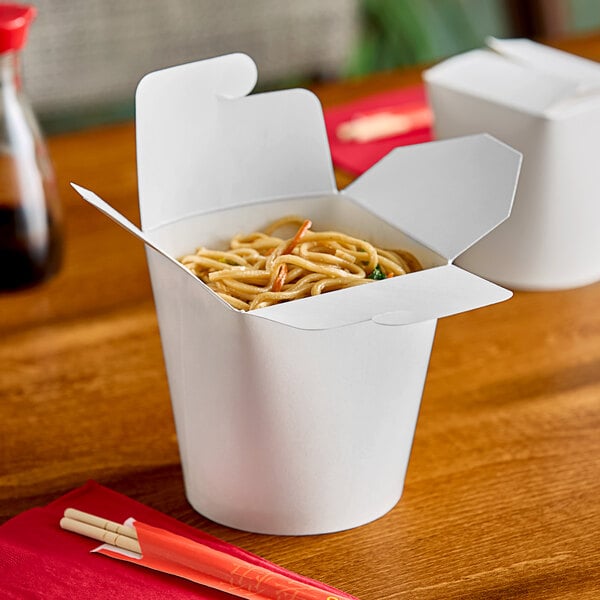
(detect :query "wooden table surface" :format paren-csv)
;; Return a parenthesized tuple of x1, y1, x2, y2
(2, 33, 600, 600)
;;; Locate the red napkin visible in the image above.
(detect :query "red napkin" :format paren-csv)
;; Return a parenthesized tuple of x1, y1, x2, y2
(324, 85, 434, 176)
(0, 481, 357, 599)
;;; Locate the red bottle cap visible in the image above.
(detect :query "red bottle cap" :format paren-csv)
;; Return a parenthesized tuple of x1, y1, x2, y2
(0, 4, 36, 54)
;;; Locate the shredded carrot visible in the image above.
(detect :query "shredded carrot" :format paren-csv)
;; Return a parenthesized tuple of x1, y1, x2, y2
(282, 219, 312, 255)
(272, 263, 288, 292)
(387, 272, 394, 278)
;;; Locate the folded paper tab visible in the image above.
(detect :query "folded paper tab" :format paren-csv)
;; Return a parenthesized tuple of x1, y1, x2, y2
(61, 507, 356, 600)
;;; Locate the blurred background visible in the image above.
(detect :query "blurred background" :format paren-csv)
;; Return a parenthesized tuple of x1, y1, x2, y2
(20, 0, 600, 134)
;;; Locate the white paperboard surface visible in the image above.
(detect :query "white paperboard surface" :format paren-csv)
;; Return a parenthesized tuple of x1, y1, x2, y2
(486, 37, 600, 90)
(425, 38, 600, 289)
(80, 48, 523, 330)
(73, 53, 521, 534)
(135, 53, 336, 231)
(343, 134, 519, 261)
(147, 244, 439, 534)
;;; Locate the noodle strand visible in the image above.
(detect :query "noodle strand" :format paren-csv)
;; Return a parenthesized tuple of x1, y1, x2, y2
(179, 216, 422, 311)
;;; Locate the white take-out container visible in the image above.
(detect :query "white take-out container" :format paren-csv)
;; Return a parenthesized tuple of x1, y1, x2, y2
(424, 37, 600, 291)
(73, 53, 521, 535)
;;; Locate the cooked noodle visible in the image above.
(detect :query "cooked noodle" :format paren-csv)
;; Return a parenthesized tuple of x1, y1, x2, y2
(179, 215, 422, 311)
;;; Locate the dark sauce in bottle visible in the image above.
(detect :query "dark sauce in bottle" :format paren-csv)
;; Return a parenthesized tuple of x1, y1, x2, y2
(0, 204, 62, 290)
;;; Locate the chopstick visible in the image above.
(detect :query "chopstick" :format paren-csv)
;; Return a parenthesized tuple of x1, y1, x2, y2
(60, 508, 141, 553)
(60, 508, 349, 600)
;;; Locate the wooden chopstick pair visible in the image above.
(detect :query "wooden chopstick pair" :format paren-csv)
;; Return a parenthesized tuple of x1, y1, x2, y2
(60, 508, 141, 554)
(60, 507, 351, 600)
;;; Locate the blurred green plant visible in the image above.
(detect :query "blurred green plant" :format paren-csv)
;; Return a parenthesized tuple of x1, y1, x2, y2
(346, 0, 511, 76)
(570, 0, 600, 31)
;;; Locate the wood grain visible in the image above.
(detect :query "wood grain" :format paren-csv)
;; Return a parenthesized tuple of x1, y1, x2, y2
(1, 33, 599, 600)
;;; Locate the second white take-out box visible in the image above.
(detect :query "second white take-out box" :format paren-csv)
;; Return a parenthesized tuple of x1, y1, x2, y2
(73, 53, 521, 535)
(424, 37, 600, 290)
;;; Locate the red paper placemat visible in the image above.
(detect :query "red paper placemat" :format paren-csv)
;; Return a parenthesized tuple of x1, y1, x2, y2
(0, 481, 357, 599)
(324, 85, 434, 176)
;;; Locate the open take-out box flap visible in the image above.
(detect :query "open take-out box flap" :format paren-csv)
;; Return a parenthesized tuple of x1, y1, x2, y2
(250, 263, 512, 329)
(135, 53, 337, 232)
(74, 53, 522, 331)
(424, 37, 600, 118)
(72, 177, 514, 331)
(342, 133, 521, 262)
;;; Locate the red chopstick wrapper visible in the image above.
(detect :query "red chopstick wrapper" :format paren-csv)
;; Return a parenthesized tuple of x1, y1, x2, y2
(0, 481, 358, 599)
(324, 84, 434, 176)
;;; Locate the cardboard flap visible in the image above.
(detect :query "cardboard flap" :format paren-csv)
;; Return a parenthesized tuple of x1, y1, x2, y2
(487, 37, 600, 86)
(342, 134, 521, 261)
(136, 53, 335, 231)
(250, 264, 511, 330)
(424, 49, 580, 115)
(425, 39, 600, 116)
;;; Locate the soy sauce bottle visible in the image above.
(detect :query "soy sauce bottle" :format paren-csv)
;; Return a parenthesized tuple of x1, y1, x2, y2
(0, 4, 62, 290)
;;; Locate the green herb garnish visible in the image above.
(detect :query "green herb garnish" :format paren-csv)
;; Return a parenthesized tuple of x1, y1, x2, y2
(367, 265, 386, 280)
